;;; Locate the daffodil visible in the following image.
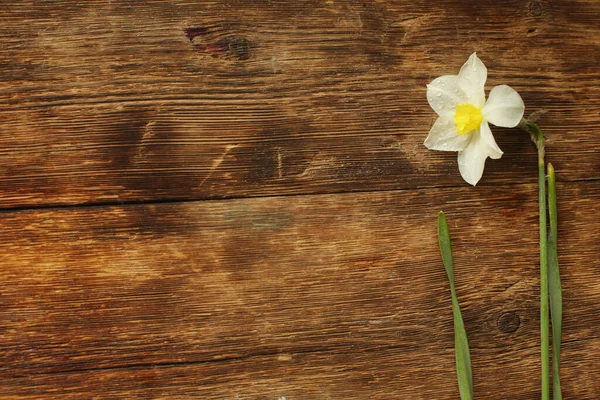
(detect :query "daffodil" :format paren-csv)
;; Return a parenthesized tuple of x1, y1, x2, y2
(424, 52, 525, 185)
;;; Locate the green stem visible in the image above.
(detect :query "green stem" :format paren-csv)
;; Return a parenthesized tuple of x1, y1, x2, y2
(529, 122, 550, 400)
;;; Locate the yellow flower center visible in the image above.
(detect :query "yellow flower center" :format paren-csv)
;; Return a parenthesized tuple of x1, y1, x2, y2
(454, 104, 483, 135)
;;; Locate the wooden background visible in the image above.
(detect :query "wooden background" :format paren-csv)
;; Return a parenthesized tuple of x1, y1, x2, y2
(1, 0, 599, 398)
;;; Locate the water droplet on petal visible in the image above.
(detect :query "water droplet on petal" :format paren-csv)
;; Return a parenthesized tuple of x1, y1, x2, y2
(436, 92, 442, 97)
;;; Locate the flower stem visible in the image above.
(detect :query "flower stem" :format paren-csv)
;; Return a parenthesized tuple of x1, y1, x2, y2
(528, 121, 550, 400)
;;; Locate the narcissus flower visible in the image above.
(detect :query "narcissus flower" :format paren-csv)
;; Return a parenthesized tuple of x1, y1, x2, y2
(424, 53, 525, 185)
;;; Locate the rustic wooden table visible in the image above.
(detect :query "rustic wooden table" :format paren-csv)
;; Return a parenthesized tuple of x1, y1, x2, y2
(1, 1, 599, 399)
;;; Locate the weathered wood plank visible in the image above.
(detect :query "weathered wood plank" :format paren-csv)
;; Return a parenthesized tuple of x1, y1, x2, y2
(2, 341, 599, 400)
(1, 181, 599, 398)
(0, 0, 599, 207)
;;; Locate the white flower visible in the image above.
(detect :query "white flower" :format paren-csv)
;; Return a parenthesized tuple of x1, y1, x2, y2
(424, 53, 525, 186)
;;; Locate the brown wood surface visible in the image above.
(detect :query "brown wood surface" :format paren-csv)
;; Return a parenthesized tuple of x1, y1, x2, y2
(0, 0, 599, 399)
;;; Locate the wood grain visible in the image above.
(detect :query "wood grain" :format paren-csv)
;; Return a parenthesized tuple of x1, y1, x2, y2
(0, 0, 599, 208)
(2, 1, 600, 399)
(1, 181, 599, 398)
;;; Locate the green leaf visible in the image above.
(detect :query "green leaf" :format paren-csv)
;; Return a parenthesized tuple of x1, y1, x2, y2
(438, 212, 473, 400)
(547, 164, 562, 400)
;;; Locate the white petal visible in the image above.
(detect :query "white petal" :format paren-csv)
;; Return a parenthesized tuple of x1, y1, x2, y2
(457, 134, 487, 186)
(427, 75, 467, 118)
(482, 85, 525, 128)
(458, 52, 487, 108)
(457, 122, 503, 185)
(424, 117, 472, 152)
(479, 121, 503, 159)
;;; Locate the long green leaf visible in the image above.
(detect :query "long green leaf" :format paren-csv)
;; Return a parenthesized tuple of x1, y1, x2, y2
(438, 212, 473, 400)
(547, 163, 562, 400)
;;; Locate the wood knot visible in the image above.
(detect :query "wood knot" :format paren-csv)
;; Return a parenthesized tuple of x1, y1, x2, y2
(529, 1, 543, 17)
(222, 37, 251, 60)
(198, 36, 251, 60)
(184, 27, 251, 60)
(497, 312, 521, 333)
